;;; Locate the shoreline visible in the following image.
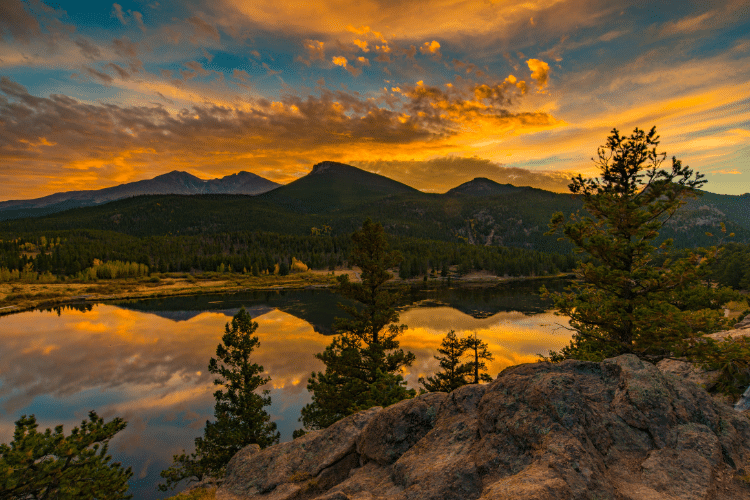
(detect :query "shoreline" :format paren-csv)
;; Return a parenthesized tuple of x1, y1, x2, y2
(0, 271, 573, 317)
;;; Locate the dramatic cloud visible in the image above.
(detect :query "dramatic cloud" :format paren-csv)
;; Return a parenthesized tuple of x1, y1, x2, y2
(353, 39, 369, 52)
(0, 71, 563, 196)
(222, 0, 574, 40)
(352, 157, 576, 192)
(0, 0, 748, 198)
(420, 40, 442, 59)
(331, 55, 361, 76)
(526, 59, 550, 88)
(296, 39, 325, 66)
(401, 80, 556, 133)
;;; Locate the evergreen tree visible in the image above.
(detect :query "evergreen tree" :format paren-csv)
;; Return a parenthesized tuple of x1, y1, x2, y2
(159, 308, 279, 490)
(440, 262, 449, 278)
(419, 330, 472, 392)
(300, 219, 416, 430)
(544, 127, 742, 376)
(0, 411, 132, 499)
(463, 332, 495, 384)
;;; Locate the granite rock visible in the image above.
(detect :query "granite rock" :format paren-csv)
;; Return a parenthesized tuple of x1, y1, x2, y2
(218, 355, 750, 500)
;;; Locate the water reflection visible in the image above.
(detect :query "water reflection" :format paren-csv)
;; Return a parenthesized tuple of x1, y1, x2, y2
(0, 284, 570, 499)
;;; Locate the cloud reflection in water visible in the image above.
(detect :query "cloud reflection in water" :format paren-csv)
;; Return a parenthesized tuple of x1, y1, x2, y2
(0, 301, 570, 498)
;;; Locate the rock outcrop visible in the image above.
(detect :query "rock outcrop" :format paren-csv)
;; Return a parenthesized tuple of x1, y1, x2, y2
(218, 355, 750, 500)
(656, 324, 750, 412)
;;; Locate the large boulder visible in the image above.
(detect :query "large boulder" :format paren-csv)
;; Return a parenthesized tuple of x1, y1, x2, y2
(218, 355, 750, 500)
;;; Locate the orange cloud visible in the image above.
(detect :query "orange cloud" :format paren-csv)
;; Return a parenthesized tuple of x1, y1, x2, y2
(346, 24, 386, 43)
(526, 58, 550, 88)
(221, 0, 572, 41)
(0, 71, 565, 198)
(296, 39, 325, 66)
(352, 157, 576, 193)
(353, 39, 369, 52)
(710, 169, 742, 175)
(331, 56, 361, 76)
(420, 40, 442, 59)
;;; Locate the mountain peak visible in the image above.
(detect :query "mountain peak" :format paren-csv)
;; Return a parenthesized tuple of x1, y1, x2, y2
(310, 161, 356, 175)
(0, 170, 280, 219)
(259, 161, 419, 214)
(447, 177, 520, 197)
(159, 170, 194, 177)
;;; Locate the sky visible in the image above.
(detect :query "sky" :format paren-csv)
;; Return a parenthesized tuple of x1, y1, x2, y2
(1, 0, 749, 201)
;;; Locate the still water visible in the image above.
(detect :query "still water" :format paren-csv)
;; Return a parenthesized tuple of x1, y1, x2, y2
(0, 280, 571, 499)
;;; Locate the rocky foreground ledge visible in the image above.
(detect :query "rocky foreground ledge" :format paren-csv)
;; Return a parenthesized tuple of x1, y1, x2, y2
(217, 355, 750, 500)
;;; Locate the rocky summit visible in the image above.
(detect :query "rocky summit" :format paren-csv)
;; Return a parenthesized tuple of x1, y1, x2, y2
(217, 355, 750, 500)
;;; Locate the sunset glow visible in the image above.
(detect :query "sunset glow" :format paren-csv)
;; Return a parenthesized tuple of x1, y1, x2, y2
(1, 0, 749, 199)
(0, 300, 571, 499)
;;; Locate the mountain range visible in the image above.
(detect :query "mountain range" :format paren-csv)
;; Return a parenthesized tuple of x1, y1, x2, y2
(0, 170, 279, 220)
(1, 161, 748, 251)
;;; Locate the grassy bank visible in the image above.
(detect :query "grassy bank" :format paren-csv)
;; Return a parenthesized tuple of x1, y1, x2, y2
(0, 269, 574, 317)
(0, 271, 339, 316)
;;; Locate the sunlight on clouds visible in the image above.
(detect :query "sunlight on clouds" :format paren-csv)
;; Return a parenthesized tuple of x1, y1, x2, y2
(353, 39, 369, 52)
(346, 25, 387, 43)
(710, 169, 742, 175)
(1, 0, 748, 197)
(527, 59, 550, 88)
(223, 0, 566, 39)
(420, 40, 441, 57)
(685, 135, 749, 151)
(0, 60, 572, 199)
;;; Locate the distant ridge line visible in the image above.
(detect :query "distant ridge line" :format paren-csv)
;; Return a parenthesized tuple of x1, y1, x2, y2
(0, 170, 280, 215)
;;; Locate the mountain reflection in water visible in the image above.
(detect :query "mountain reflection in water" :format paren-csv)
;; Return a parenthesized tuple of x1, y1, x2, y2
(0, 282, 570, 499)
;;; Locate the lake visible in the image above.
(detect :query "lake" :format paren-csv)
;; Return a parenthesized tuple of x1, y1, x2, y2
(0, 280, 572, 499)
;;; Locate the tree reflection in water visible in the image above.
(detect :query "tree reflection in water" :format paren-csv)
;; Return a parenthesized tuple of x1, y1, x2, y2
(0, 285, 570, 499)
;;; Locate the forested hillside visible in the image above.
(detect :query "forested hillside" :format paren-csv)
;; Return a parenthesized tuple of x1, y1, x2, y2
(0, 229, 577, 280)
(0, 162, 746, 285)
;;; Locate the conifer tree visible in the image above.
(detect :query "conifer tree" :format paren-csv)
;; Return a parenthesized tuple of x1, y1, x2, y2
(0, 411, 132, 499)
(463, 332, 495, 384)
(544, 127, 742, 374)
(300, 219, 416, 430)
(159, 307, 279, 490)
(419, 330, 472, 392)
